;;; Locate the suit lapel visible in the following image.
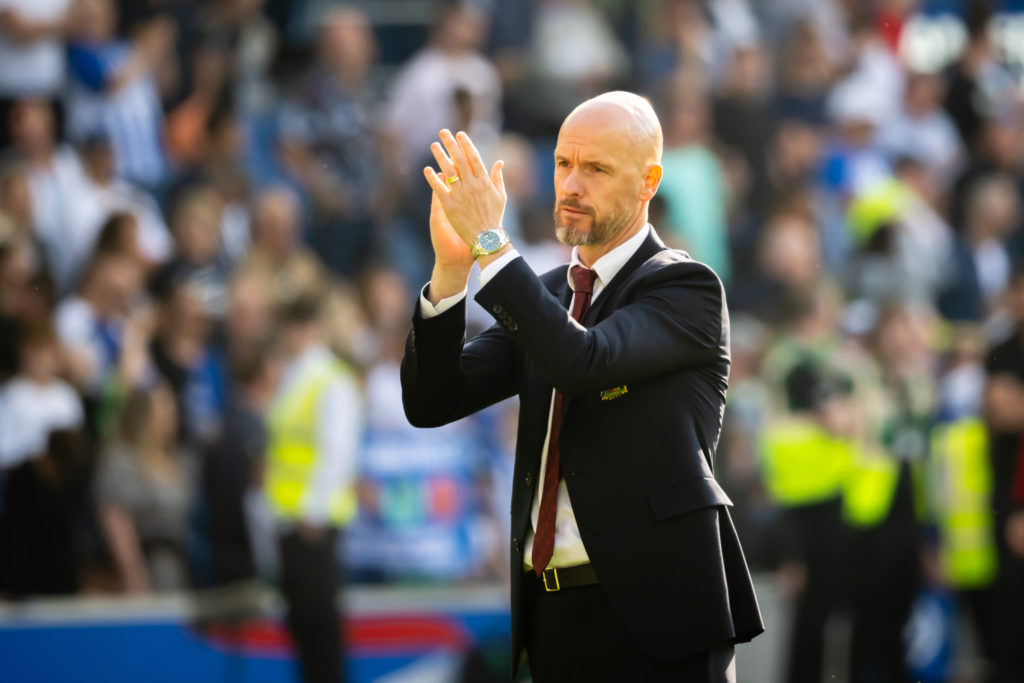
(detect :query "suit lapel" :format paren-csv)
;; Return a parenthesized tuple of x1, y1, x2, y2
(584, 229, 668, 326)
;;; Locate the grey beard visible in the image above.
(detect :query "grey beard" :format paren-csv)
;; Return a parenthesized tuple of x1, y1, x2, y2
(555, 223, 599, 246)
(554, 209, 630, 247)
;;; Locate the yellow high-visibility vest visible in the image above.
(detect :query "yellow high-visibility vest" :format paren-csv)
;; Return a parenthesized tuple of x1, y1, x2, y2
(930, 418, 997, 588)
(760, 419, 853, 507)
(265, 353, 357, 526)
(843, 449, 900, 527)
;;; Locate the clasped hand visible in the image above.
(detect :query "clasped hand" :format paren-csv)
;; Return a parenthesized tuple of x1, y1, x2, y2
(422, 129, 506, 267)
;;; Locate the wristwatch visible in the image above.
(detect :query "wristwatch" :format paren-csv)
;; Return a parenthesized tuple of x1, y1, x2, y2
(470, 228, 511, 258)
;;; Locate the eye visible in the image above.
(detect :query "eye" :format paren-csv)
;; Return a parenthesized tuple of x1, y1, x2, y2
(556, 159, 569, 168)
(592, 165, 605, 174)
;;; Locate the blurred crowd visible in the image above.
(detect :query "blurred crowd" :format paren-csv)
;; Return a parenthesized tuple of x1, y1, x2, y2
(0, 0, 1023, 681)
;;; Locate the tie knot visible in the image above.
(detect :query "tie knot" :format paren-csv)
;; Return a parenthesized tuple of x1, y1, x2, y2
(570, 265, 596, 294)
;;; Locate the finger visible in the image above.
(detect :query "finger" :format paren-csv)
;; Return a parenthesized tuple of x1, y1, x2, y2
(423, 166, 450, 200)
(457, 131, 488, 178)
(490, 159, 505, 194)
(440, 129, 473, 178)
(430, 142, 459, 183)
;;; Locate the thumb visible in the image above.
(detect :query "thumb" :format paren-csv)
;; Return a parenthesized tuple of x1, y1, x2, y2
(490, 159, 505, 191)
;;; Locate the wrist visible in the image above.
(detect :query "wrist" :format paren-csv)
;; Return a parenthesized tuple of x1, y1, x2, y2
(428, 263, 471, 305)
(475, 242, 514, 270)
(469, 227, 511, 259)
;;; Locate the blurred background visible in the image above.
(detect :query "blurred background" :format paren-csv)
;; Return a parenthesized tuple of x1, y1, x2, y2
(1, 0, 1024, 681)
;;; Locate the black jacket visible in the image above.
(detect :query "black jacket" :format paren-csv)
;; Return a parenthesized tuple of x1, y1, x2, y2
(401, 230, 764, 665)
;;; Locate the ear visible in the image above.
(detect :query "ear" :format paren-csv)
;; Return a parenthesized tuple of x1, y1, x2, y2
(640, 163, 662, 202)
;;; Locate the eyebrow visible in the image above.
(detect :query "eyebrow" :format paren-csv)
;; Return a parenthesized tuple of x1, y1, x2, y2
(554, 152, 616, 170)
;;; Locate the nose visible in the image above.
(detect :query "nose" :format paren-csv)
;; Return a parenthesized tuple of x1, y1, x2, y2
(560, 168, 583, 198)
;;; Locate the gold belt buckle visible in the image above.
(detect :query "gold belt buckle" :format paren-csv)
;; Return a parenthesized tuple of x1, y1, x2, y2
(542, 567, 560, 592)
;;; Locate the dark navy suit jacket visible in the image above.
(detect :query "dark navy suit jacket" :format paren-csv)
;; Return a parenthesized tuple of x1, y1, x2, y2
(401, 230, 764, 666)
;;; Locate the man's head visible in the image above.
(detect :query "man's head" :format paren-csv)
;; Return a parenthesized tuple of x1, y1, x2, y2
(80, 252, 143, 317)
(277, 296, 323, 358)
(72, 0, 117, 43)
(9, 100, 56, 157)
(552, 92, 663, 248)
(318, 6, 376, 79)
(433, 4, 486, 55)
(252, 186, 301, 256)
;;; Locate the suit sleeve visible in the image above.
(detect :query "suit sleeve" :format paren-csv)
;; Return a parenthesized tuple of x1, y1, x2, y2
(474, 256, 724, 395)
(401, 296, 520, 428)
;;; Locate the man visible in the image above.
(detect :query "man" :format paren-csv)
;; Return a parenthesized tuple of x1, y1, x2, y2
(984, 265, 1024, 680)
(401, 92, 763, 681)
(265, 297, 361, 683)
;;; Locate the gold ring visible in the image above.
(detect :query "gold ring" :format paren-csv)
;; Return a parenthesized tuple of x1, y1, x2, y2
(446, 175, 461, 184)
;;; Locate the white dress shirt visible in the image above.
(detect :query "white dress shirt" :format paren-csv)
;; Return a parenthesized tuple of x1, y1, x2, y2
(420, 224, 653, 569)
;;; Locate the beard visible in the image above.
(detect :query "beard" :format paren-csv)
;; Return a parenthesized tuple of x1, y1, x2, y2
(553, 200, 632, 247)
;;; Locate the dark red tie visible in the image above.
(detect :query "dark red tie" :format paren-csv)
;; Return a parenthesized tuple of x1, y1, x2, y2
(533, 265, 597, 575)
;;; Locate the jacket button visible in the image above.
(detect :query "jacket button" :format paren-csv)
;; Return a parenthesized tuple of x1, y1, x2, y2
(525, 472, 532, 486)
(493, 304, 504, 314)
(510, 324, 519, 332)
(513, 537, 520, 552)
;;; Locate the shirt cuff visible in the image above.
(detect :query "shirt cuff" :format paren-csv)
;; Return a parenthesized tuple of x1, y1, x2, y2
(479, 249, 521, 287)
(419, 285, 467, 319)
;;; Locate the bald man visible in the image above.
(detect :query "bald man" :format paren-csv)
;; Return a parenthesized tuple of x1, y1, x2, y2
(401, 92, 763, 681)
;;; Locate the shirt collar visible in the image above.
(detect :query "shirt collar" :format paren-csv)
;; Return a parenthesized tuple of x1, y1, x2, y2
(567, 224, 651, 293)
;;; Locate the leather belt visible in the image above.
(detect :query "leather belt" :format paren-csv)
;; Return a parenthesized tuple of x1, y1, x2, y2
(532, 564, 599, 592)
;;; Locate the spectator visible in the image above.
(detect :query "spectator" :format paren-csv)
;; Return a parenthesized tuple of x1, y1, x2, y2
(657, 89, 731, 282)
(879, 72, 964, 189)
(0, 322, 84, 471)
(773, 18, 835, 124)
(8, 99, 100, 292)
(238, 186, 327, 308)
(96, 382, 193, 593)
(939, 174, 1020, 321)
(65, 0, 172, 191)
(0, 0, 70, 146)
(520, 0, 629, 132)
(264, 296, 362, 683)
(385, 4, 501, 172)
(712, 42, 775, 214)
(92, 212, 147, 264)
(169, 102, 252, 268)
(0, 323, 86, 597)
(78, 133, 172, 265)
(202, 344, 276, 586)
(983, 265, 1024, 680)
(635, 0, 716, 93)
(278, 5, 383, 278)
(220, 268, 274, 365)
(150, 186, 229, 318)
(845, 156, 955, 305)
(729, 207, 823, 322)
(0, 162, 50, 283)
(0, 427, 89, 597)
(943, 2, 1017, 154)
(948, 113, 1024, 235)
(149, 280, 226, 448)
(848, 304, 934, 683)
(165, 0, 276, 166)
(53, 251, 144, 396)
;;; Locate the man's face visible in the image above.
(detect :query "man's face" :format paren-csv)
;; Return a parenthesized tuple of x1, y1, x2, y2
(552, 112, 648, 247)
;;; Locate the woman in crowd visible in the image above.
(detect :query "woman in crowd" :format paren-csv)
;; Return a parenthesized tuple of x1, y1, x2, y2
(95, 382, 193, 593)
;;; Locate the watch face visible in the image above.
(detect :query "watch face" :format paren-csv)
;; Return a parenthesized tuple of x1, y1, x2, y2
(479, 231, 502, 252)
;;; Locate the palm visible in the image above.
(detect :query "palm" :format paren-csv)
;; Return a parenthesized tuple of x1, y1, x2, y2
(430, 186, 473, 269)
